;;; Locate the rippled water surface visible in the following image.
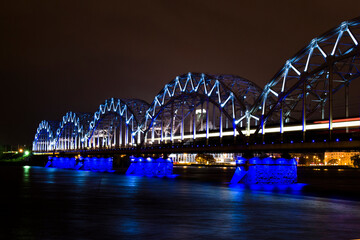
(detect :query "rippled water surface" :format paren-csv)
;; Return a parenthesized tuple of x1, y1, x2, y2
(1, 166, 360, 239)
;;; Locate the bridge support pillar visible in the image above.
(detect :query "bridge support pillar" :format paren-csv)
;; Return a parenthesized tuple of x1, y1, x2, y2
(327, 57, 334, 141)
(302, 131, 306, 142)
(230, 157, 297, 184)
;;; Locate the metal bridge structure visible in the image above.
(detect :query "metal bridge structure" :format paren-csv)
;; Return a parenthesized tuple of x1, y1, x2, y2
(33, 17, 360, 155)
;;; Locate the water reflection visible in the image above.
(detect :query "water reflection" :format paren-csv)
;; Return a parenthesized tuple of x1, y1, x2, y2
(23, 166, 30, 183)
(0, 166, 359, 239)
(229, 183, 307, 193)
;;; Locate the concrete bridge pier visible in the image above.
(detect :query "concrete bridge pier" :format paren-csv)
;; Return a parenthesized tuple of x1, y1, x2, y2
(230, 156, 297, 184)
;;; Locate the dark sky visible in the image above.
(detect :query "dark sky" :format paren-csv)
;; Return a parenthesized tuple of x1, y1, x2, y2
(1, 0, 360, 146)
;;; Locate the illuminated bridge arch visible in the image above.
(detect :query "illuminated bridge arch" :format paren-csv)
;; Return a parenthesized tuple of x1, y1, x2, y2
(54, 112, 92, 151)
(32, 120, 59, 152)
(250, 17, 360, 138)
(86, 98, 149, 148)
(140, 72, 263, 145)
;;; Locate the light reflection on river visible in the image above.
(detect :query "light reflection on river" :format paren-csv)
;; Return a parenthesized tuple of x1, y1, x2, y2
(0, 166, 360, 239)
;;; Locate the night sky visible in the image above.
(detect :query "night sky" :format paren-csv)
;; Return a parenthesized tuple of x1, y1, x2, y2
(1, 0, 360, 146)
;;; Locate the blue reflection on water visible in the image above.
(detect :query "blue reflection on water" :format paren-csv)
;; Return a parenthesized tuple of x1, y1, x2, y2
(229, 183, 307, 194)
(1, 166, 360, 240)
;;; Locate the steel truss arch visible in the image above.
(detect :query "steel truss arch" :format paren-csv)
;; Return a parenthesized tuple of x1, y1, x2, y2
(32, 120, 59, 152)
(140, 72, 263, 145)
(54, 112, 92, 151)
(86, 98, 149, 148)
(250, 17, 360, 137)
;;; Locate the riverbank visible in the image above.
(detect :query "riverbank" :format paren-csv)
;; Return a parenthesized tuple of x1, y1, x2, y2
(0, 154, 47, 166)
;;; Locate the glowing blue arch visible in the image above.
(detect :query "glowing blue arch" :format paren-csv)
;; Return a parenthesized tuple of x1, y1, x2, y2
(32, 120, 59, 152)
(86, 98, 149, 148)
(250, 17, 360, 136)
(140, 72, 263, 145)
(55, 112, 92, 151)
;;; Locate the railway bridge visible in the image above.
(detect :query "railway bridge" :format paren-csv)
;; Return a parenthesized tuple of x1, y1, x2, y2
(33, 17, 360, 157)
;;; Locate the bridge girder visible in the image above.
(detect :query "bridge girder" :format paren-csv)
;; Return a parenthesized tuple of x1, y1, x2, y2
(250, 17, 360, 138)
(54, 112, 92, 151)
(85, 98, 150, 149)
(33, 120, 59, 152)
(32, 16, 360, 153)
(139, 72, 263, 145)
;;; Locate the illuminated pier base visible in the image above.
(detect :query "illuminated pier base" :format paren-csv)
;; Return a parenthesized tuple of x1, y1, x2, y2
(46, 156, 113, 172)
(230, 157, 297, 184)
(126, 157, 173, 177)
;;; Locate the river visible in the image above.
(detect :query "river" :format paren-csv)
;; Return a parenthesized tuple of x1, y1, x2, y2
(1, 166, 360, 239)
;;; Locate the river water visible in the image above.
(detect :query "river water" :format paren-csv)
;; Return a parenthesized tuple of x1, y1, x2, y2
(1, 166, 360, 239)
